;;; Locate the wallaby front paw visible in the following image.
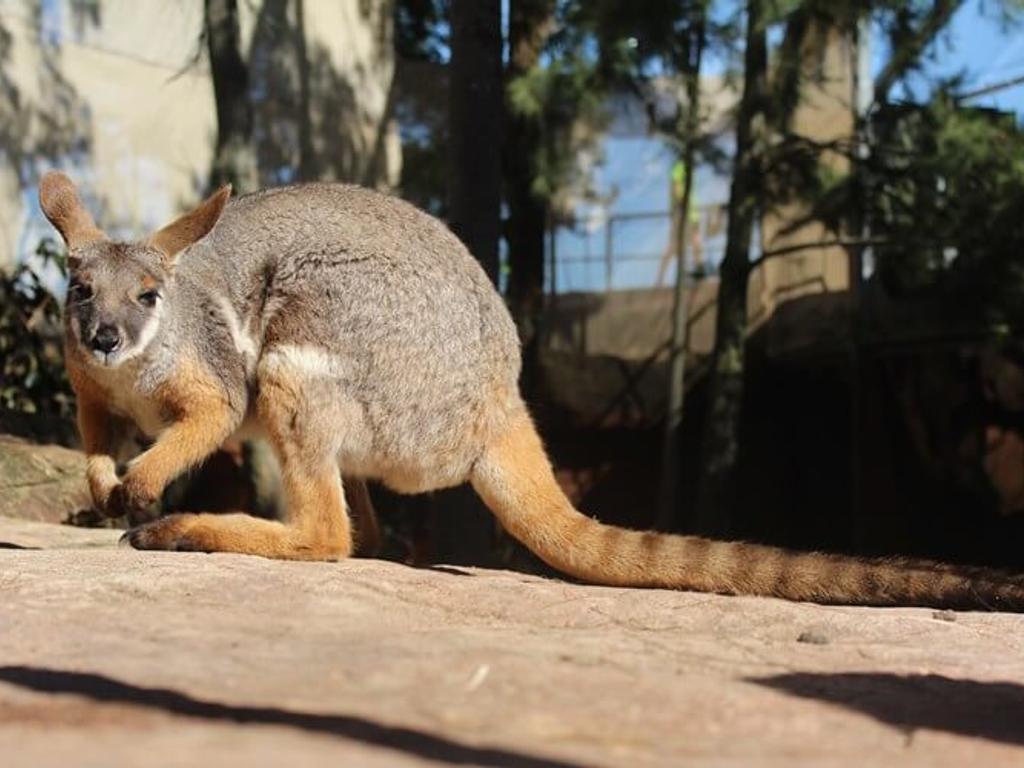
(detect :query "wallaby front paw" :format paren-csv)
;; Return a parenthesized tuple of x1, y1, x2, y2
(101, 484, 129, 519)
(106, 477, 158, 520)
(122, 514, 205, 552)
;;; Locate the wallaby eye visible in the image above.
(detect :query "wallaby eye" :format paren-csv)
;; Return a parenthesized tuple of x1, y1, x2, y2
(137, 290, 160, 308)
(69, 280, 92, 301)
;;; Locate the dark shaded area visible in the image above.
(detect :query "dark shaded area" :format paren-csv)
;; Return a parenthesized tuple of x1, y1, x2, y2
(730, 299, 1024, 570)
(447, 0, 503, 282)
(526, 287, 1024, 573)
(0, 666, 590, 768)
(0, 542, 39, 550)
(751, 672, 1024, 747)
(0, 409, 77, 447)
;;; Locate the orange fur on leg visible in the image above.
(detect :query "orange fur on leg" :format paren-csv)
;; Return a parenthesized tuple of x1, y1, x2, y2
(128, 363, 355, 560)
(68, 359, 122, 512)
(112, 358, 237, 517)
(124, 513, 332, 559)
(126, 466, 353, 559)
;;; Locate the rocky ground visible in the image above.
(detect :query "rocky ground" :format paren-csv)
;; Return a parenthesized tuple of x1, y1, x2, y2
(0, 435, 90, 525)
(1, 516, 1023, 767)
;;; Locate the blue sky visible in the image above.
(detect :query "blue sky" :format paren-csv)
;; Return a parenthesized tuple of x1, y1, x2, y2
(900, 1, 1024, 114)
(553, 1, 1024, 292)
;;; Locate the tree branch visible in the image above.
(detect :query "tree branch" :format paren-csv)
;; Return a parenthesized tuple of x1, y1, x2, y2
(873, 0, 960, 106)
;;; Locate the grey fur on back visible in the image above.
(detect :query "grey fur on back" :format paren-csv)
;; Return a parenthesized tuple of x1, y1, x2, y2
(167, 183, 523, 493)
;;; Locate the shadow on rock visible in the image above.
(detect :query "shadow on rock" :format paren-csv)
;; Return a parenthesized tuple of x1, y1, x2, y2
(0, 666, 588, 768)
(750, 672, 1024, 746)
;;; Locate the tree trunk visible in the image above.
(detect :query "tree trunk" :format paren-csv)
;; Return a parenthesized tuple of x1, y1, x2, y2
(447, 0, 503, 282)
(691, 0, 768, 536)
(204, 0, 279, 522)
(506, 0, 554, 397)
(205, 0, 258, 193)
(294, 0, 316, 181)
(657, 7, 706, 531)
(434, 0, 504, 565)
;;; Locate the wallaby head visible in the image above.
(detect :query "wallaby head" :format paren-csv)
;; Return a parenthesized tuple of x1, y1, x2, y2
(38, 171, 231, 368)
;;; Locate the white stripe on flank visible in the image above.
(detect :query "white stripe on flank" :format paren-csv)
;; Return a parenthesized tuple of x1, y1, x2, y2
(260, 344, 345, 379)
(217, 296, 260, 372)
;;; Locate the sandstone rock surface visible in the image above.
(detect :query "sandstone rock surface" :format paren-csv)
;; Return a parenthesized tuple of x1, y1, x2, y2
(0, 436, 89, 524)
(1, 517, 1023, 767)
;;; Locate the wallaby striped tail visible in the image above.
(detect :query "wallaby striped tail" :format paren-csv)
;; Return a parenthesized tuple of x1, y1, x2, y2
(471, 412, 1024, 611)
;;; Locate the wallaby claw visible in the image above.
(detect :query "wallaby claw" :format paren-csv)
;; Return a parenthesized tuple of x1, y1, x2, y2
(123, 515, 205, 553)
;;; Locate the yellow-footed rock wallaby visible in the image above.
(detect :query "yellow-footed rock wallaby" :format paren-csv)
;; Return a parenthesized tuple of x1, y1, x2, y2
(39, 171, 1024, 611)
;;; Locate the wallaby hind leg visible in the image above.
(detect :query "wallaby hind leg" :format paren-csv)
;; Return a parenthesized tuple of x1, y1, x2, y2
(127, 453, 354, 560)
(123, 454, 352, 561)
(126, 455, 352, 559)
(126, 372, 354, 560)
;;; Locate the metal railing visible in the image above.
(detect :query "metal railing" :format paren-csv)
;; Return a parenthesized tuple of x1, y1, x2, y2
(546, 205, 727, 294)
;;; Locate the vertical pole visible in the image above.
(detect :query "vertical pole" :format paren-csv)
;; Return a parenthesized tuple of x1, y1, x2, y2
(656, 6, 706, 530)
(656, 179, 696, 529)
(605, 217, 614, 292)
(850, 18, 870, 550)
(549, 214, 558, 296)
(849, 242, 864, 548)
(436, 0, 504, 566)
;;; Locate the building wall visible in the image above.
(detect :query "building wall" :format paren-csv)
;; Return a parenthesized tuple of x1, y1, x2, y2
(755, 21, 861, 356)
(0, 0, 398, 269)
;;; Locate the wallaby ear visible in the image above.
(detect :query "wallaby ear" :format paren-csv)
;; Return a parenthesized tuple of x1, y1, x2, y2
(148, 184, 232, 264)
(38, 172, 108, 255)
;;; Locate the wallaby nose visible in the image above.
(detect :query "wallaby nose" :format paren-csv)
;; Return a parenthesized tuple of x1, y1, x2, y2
(91, 324, 122, 354)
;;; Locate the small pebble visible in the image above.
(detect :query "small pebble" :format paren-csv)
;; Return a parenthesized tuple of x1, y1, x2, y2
(932, 610, 957, 622)
(796, 630, 829, 645)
